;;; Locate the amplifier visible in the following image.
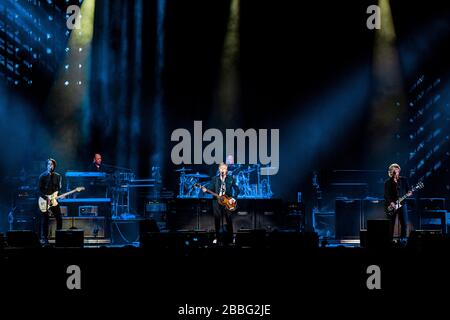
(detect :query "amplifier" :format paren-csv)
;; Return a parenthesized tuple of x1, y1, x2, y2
(79, 205, 98, 216)
(335, 198, 361, 239)
(49, 217, 107, 238)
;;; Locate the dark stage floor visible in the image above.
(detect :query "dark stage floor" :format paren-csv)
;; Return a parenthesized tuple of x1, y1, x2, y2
(1, 234, 449, 315)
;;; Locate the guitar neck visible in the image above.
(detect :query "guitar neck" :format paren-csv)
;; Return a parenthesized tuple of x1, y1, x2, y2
(57, 189, 78, 199)
(399, 188, 414, 203)
(204, 189, 219, 198)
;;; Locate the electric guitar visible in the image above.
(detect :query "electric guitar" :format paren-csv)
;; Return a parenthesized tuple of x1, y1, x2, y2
(38, 187, 85, 213)
(194, 183, 237, 211)
(385, 181, 424, 216)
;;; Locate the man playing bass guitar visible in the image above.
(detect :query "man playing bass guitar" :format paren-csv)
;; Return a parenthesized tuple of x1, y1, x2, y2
(201, 162, 239, 245)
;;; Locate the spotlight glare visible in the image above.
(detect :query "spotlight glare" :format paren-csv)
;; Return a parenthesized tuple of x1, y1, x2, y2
(64, 81, 69, 86)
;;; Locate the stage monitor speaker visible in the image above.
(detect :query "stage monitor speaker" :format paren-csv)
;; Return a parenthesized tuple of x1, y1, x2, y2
(6, 230, 40, 248)
(362, 198, 385, 229)
(367, 219, 392, 249)
(335, 199, 361, 239)
(55, 229, 84, 248)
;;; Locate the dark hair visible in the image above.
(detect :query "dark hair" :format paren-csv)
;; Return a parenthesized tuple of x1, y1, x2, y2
(48, 158, 57, 168)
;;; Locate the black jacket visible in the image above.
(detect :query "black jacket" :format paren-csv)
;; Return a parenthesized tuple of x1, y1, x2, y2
(211, 175, 240, 198)
(38, 171, 62, 198)
(384, 176, 409, 205)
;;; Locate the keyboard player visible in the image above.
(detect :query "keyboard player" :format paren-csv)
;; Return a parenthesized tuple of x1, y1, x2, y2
(88, 153, 104, 172)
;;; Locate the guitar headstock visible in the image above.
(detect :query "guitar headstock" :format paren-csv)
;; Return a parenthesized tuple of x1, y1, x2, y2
(76, 187, 85, 192)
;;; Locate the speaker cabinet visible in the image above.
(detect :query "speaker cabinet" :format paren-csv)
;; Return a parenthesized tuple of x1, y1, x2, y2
(362, 198, 385, 229)
(166, 199, 214, 231)
(55, 229, 84, 248)
(49, 217, 107, 238)
(233, 211, 255, 231)
(420, 210, 449, 234)
(335, 199, 361, 239)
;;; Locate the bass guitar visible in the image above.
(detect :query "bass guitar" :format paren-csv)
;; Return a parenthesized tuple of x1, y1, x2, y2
(194, 183, 237, 211)
(385, 181, 424, 216)
(38, 187, 85, 213)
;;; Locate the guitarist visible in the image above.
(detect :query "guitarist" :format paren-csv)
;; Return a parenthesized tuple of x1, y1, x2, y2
(384, 163, 411, 241)
(202, 162, 239, 245)
(38, 158, 63, 244)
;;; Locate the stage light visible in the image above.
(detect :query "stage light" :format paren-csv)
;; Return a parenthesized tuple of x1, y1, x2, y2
(217, 0, 240, 127)
(46, 48, 52, 54)
(44, 0, 96, 162)
(367, 0, 406, 166)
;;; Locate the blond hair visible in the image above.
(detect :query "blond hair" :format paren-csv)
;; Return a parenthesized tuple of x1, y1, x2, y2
(218, 162, 228, 168)
(388, 163, 401, 177)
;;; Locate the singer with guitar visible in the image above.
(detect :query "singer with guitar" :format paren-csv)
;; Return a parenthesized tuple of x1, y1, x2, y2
(38, 158, 63, 244)
(384, 163, 412, 242)
(201, 162, 239, 245)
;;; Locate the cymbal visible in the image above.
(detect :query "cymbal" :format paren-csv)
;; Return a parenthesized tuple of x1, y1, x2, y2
(175, 167, 192, 172)
(185, 173, 209, 178)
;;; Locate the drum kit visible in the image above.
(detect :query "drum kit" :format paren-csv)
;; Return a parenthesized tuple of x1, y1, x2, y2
(177, 168, 210, 198)
(176, 164, 273, 199)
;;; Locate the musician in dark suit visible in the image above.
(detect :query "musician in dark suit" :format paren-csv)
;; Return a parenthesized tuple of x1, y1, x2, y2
(384, 163, 411, 241)
(38, 158, 63, 244)
(202, 163, 239, 244)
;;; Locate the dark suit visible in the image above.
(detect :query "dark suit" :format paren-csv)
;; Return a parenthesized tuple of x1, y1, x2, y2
(210, 174, 239, 243)
(38, 171, 63, 240)
(384, 176, 409, 238)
